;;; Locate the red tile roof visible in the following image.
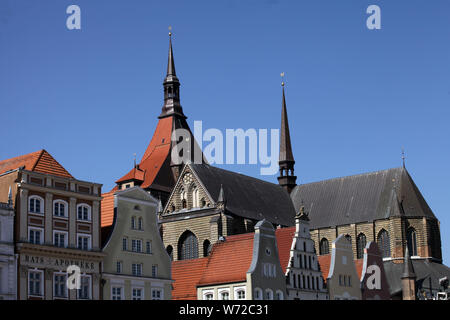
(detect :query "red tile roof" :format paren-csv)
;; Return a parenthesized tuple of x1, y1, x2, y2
(116, 166, 145, 184)
(317, 255, 332, 283)
(198, 233, 254, 286)
(172, 257, 209, 300)
(354, 258, 364, 279)
(275, 226, 295, 274)
(100, 189, 116, 227)
(0, 149, 73, 178)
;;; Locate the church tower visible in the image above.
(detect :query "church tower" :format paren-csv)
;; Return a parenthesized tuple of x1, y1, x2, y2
(113, 31, 205, 205)
(277, 79, 297, 194)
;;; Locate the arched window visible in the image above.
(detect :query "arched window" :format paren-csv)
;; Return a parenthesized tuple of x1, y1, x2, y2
(203, 239, 211, 257)
(377, 229, 391, 258)
(180, 188, 187, 209)
(407, 227, 418, 256)
(265, 289, 273, 300)
(275, 290, 284, 300)
(178, 231, 198, 260)
(53, 200, 68, 218)
(166, 245, 173, 260)
(319, 238, 329, 255)
(29, 195, 44, 214)
(192, 187, 199, 208)
(77, 204, 91, 221)
(344, 234, 352, 245)
(254, 288, 262, 300)
(356, 233, 367, 259)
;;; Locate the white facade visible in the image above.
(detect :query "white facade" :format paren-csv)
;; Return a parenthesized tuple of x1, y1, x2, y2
(285, 210, 329, 300)
(0, 195, 17, 300)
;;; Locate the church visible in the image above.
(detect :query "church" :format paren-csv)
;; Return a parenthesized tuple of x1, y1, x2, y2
(101, 32, 449, 299)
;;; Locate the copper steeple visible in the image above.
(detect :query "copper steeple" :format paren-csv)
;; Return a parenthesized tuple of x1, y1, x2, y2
(277, 76, 297, 193)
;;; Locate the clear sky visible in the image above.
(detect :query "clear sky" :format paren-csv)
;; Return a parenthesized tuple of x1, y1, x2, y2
(1, 1, 449, 263)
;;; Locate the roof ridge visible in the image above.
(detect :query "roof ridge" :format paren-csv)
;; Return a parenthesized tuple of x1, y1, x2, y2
(31, 149, 45, 171)
(297, 167, 404, 187)
(192, 163, 283, 188)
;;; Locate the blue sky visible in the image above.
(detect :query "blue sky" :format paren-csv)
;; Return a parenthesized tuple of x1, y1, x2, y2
(0, 1, 449, 263)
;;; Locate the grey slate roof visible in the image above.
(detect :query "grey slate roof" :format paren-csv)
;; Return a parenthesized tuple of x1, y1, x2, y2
(290, 167, 436, 229)
(190, 164, 296, 227)
(384, 259, 450, 296)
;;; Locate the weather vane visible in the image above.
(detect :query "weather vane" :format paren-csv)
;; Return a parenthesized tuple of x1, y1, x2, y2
(168, 25, 172, 36)
(280, 72, 285, 87)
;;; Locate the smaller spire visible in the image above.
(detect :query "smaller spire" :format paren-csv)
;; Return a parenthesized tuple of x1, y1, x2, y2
(7, 186, 12, 206)
(217, 184, 226, 204)
(401, 147, 406, 168)
(402, 246, 416, 279)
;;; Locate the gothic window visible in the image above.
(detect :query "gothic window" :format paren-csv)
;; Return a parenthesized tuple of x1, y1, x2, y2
(319, 238, 329, 255)
(377, 229, 391, 258)
(344, 234, 352, 245)
(407, 227, 418, 256)
(178, 230, 199, 260)
(166, 245, 173, 260)
(203, 239, 211, 257)
(180, 188, 187, 209)
(192, 187, 199, 208)
(356, 233, 367, 259)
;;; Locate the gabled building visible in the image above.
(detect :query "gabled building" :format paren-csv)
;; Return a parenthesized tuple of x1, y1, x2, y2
(101, 187, 172, 300)
(360, 241, 391, 300)
(323, 234, 362, 300)
(0, 149, 104, 300)
(160, 163, 296, 261)
(276, 206, 328, 300)
(172, 220, 287, 300)
(0, 188, 17, 300)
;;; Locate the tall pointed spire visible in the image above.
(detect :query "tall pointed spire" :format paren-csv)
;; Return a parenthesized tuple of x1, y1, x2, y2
(159, 27, 186, 119)
(277, 74, 297, 193)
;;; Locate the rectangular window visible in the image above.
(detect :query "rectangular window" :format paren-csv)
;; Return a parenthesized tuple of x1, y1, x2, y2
(29, 270, 43, 296)
(54, 231, 67, 248)
(132, 288, 143, 300)
(132, 263, 142, 276)
(78, 276, 91, 300)
(77, 234, 91, 250)
(151, 265, 158, 278)
(112, 287, 122, 300)
(29, 228, 42, 245)
(151, 288, 162, 300)
(116, 261, 122, 274)
(122, 238, 127, 251)
(146, 241, 152, 254)
(54, 202, 66, 217)
(54, 274, 67, 298)
(132, 239, 142, 253)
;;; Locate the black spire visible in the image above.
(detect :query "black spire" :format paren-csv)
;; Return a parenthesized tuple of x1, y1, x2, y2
(159, 30, 186, 119)
(277, 79, 297, 193)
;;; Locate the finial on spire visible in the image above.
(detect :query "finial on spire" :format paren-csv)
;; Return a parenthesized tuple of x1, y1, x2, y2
(401, 147, 406, 168)
(280, 72, 285, 87)
(133, 153, 137, 168)
(168, 25, 172, 37)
